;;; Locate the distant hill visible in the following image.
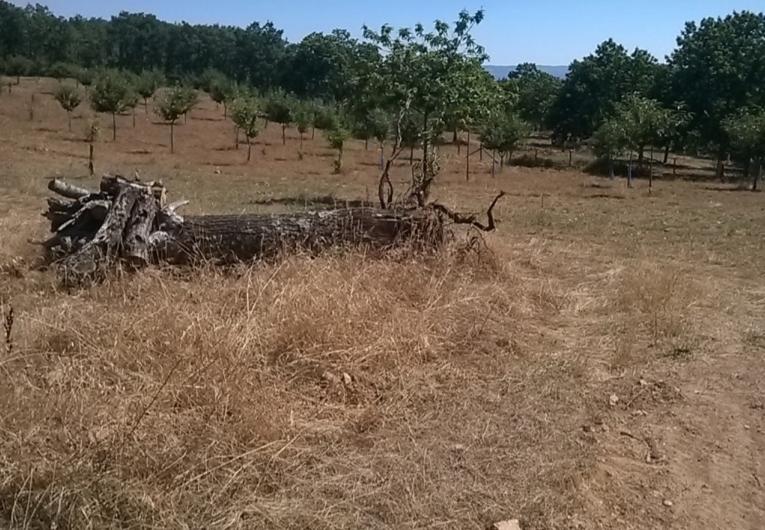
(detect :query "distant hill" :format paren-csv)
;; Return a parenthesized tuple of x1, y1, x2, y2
(484, 65, 569, 80)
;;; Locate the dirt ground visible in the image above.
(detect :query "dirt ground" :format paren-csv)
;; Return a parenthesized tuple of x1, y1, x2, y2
(0, 78, 763, 529)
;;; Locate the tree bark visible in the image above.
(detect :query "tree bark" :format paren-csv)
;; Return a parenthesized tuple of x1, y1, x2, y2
(124, 194, 159, 267)
(170, 122, 175, 154)
(663, 144, 670, 164)
(154, 208, 444, 265)
(282, 124, 286, 145)
(247, 137, 252, 162)
(112, 112, 117, 141)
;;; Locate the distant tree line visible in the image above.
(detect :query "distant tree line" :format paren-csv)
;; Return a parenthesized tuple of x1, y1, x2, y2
(1, 2, 764, 188)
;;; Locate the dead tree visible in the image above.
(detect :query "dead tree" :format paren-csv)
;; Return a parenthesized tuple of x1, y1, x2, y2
(41, 168, 505, 285)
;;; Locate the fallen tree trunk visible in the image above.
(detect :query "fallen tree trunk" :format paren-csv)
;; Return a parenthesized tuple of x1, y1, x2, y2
(155, 208, 443, 264)
(42, 175, 456, 284)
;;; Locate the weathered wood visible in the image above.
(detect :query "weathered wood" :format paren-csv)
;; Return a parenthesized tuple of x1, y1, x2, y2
(153, 208, 444, 264)
(48, 178, 90, 200)
(124, 193, 159, 267)
(59, 187, 140, 282)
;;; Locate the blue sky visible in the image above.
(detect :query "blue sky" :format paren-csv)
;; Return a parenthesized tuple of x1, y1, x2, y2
(17, 0, 765, 64)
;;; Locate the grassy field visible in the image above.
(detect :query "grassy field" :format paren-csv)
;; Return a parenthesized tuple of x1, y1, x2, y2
(1, 78, 764, 529)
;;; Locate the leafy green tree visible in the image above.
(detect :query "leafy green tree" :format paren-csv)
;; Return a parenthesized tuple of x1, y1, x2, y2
(593, 118, 626, 178)
(48, 62, 81, 81)
(505, 63, 561, 130)
(5, 55, 33, 84)
(77, 67, 94, 89)
(293, 104, 313, 151)
(208, 75, 234, 117)
(724, 108, 765, 190)
(548, 40, 660, 142)
(154, 85, 197, 153)
(282, 30, 380, 102)
(312, 105, 337, 138)
(326, 125, 350, 173)
(263, 92, 293, 144)
(669, 11, 765, 160)
(135, 69, 165, 113)
(229, 95, 261, 162)
(612, 95, 670, 168)
(480, 112, 529, 173)
(363, 9, 488, 190)
(90, 69, 133, 141)
(53, 83, 82, 131)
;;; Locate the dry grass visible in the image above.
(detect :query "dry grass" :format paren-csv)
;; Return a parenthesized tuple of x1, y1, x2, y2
(1, 77, 764, 529)
(0, 245, 589, 529)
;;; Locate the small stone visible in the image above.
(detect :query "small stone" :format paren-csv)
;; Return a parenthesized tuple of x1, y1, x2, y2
(609, 394, 619, 407)
(342, 372, 352, 386)
(663, 499, 673, 507)
(492, 520, 521, 530)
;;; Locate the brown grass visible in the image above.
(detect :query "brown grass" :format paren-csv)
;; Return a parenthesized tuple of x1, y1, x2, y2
(1, 77, 764, 529)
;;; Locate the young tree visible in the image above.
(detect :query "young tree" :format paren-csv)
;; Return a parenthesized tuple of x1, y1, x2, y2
(5, 55, 33, 85)
(312, 105, 337, 139)
(363, 10, 488, 199)
(480, 112, 529, 174)
(135, 69, 165, 113)
(593, 118, 626, 178)
(53, 83, 82, 131)
(154, 85, 197, 153)
(612, 95, 670, 169)
(264, 93, 293, 144)
(724, 108, 765, 191)
(90, 70, 132, 141)
(206, 73, 234, 117)
(326, 125, 350, 173)
(230, 95, 261, 162)
(293, 104, 313, 152)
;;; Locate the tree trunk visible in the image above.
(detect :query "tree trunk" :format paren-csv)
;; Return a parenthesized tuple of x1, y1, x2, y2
(144, 97, 148, 114)
(465, 129, 471, 182)
(608, 155, 614, 179)
(67, 111, 72, 132)
(637, 146, 645, 170)
(282, 124, 286, 145)
(132, 107, 136, 128)
(421, 112, 429, 182)
(409, 146, 414, 165)
(312, 126, 315, 140)
(223, 102, 227, 118)
(159, 208, 443, 265)
(365, 138, 369, 151)
(112, 112, 117, 141)
(247, 137, 252, 162)
(663, 144, 670, 164)
(88, 144, 94, 176)
(235, 127, 239, 150)
(300, 133, 304, 152)
(753, 159, 762, 192)
(170, 122, 175, 154)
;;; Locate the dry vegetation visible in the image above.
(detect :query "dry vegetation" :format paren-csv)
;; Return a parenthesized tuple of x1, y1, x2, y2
(1, 78, 764, 529)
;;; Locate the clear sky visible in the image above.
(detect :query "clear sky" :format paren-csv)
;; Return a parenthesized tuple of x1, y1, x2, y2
(15, 0, 765, 64)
